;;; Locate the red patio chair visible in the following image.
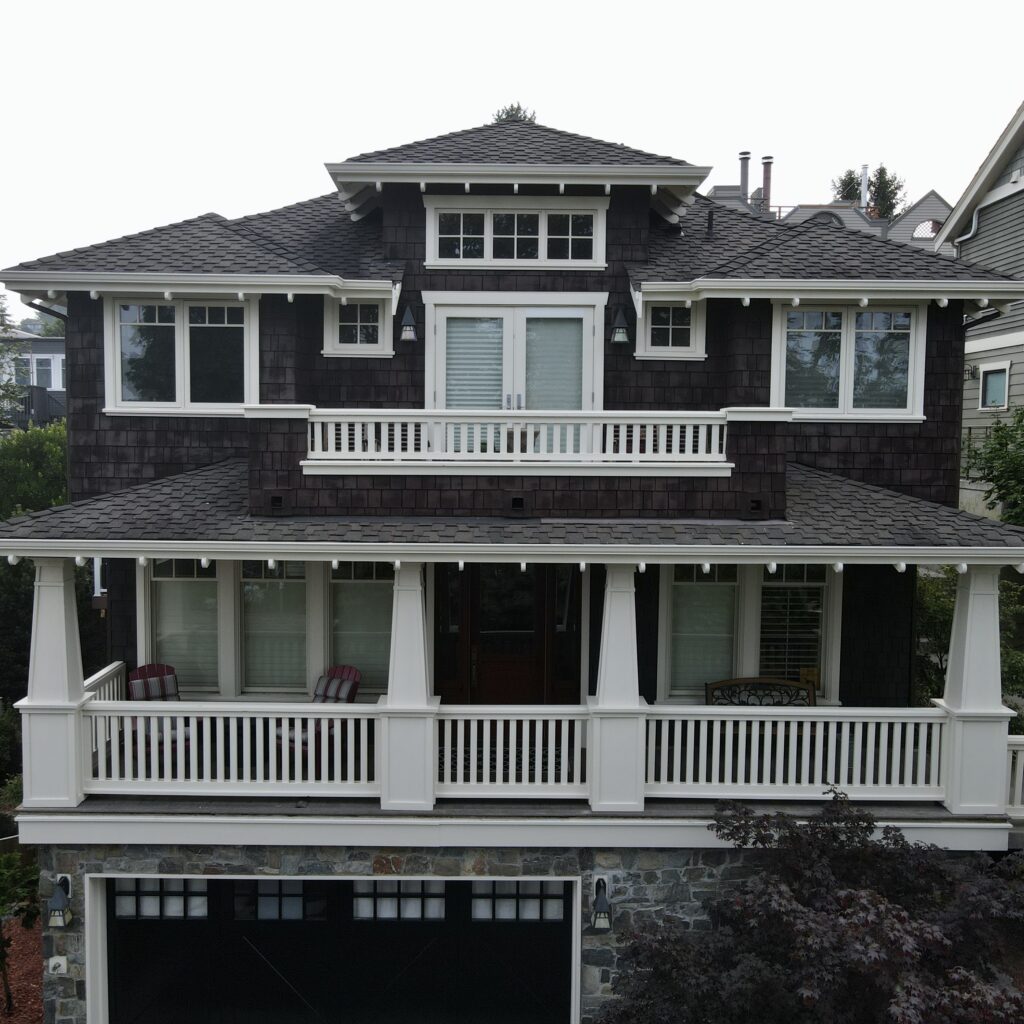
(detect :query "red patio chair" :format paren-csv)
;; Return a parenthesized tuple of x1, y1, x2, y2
(276, 666, 362, 776)
(127, 663, 181, 701)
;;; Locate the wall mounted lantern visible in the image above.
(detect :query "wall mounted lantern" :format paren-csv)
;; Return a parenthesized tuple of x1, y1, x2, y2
(400, 306, 418, 343)
(47, 877, 72, 929)
(591, 876, 612, 933)
(610, 307, 630, 345)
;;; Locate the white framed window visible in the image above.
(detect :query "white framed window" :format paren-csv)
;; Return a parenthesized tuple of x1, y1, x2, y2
(151, 559, 219, 689)
(241, 560, 308, 692)
(770, 304, 926, 419)
(978, 360, 1010, 410)
(330, 562, 394, 696)
(634, 301, 707, 360)
(322, 298, 395, 358)
(10, 354, 64, 390)
(658, 564, 842, 704)
(104, 297, 259, 414)
(423, 196, 609, 270)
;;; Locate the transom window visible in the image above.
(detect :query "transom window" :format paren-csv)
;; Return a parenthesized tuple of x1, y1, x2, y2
(234, 880, 328, 921)
(979, 361, 1010, 410)
(424, 197, 608, 268)
(106, 298, 255, 412)
(114, 878, 208, 919)
(470, 880, 567, 922)
(353, 879, 446, 920)
(772, 304, 924, 418)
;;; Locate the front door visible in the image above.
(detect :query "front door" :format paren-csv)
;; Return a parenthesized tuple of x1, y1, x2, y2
(434, 564, 581, 704)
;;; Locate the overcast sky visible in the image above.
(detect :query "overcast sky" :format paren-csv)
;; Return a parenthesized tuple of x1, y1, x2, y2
(2, 0, 1021, 320)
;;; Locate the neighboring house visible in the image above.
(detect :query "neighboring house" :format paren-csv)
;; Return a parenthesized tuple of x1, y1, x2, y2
(0, 326, 67, 429)
(709, 153, 954, 252)
(938, 101, 1024, 515)
(4, 118, 1024, 1024)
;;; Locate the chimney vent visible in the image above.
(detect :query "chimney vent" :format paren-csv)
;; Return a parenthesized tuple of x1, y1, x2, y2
(860, 163, 869, 209)
(761, 156, 773, 214)
(739, 151, 751, 202)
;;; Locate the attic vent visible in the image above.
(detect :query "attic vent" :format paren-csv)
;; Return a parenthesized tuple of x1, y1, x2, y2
(912, 220, 942, 240)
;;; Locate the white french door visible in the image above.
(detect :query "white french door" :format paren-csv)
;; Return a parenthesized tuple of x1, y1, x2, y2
(435, 306, 595, 411)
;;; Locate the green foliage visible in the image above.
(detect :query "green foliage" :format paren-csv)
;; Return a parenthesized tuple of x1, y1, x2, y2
(602, 793, 1024, 1024)
(830, 164, 907, 219)
(0, 297, 26, 407)
(15, 313, 63, 338)
(0, 776, 21, 814)
(0, 706, 20, 786)
(0, 420, 68, 520)
(0, 852, 40, 1013)
(492, 102, 535, 123)
(963, 406, 1024, 525)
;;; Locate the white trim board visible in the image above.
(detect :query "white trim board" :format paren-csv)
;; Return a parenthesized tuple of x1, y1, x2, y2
(299, 461, 735, 477)
(966, 331, 1024, 355)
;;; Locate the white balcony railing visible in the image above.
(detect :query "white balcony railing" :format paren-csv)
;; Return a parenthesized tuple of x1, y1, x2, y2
(1008, 737, 1024, 818)
(83, 660, 126, 702)
(303, 409, 730, 474)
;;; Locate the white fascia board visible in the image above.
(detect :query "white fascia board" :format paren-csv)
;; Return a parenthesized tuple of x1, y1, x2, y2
(298, 461, 735, 477)
(2, 538, 1023, 565)
(936, 99, 1024, 248)
(326, 162, 713, 191)
(0, 271, 397, 302)
(638, 279, 1024, 302)
(965, 331, 1024, 355)
(243, 404, 316, 419)
(421, 290, 609, 306)
(16, 811, 1009, 851)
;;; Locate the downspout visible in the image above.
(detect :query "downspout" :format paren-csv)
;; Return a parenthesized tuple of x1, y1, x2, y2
(25, 300, 68, 324)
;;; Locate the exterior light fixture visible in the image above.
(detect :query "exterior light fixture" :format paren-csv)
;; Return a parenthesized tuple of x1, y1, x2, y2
(591, 877, 612, 933)
(610, 308, 630, 345)
(400, 306, 418, 343)
(47, 877, 72, 929)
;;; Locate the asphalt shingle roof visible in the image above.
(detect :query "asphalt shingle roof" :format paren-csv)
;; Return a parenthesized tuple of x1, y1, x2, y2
(2, 460, 1022, 551)
(344, 120, 692, 166)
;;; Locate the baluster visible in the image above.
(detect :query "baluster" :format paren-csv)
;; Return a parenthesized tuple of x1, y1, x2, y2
(359, 718, 369, 783)
(659, 720, 669, 784)
(242, 716, 252, 784)
(697, 719, 709, 784)
(496, 718, 506, 786)
(573, 718, 583, 785)
(772, 721, 785, 787)
(510, 719, 519, 785)
(812, 718, 824, 786)
(469, 719, 479, 787)
(483, 718, 493, 786)
(646, 719, 657, 784)
(711, 718, 722, 785)
(346, 717, 356, 783)
(162, 716, 172, 781)
(787, 720, 799, 786)
(227, 716, 238, 784)
(146, 716, 158, 781)
(735, 719, 747, 786)
(255, 717, 265, 785)
(268, 717, 278, 782)
(545, 719, 555, 785)
(558, 719, 568, 786)
(456, 719, 465, 786)
(877, 722, 889, 787)
(926, 722, 939, 786)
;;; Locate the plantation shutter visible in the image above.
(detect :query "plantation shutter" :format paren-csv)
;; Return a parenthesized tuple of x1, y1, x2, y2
(524, 317, 583, 410)
(445, 317, 504, 409)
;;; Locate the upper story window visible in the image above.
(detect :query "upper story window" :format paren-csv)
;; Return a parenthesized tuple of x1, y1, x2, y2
(323, 299, 394, 358)
(104, 297, 257, 414)
(634, 302, 708, 360)
(978, 360, 1010, 410)
(423, 196, 608, 269)
(770, 304, 926, 420)
(11, 354, 63, 390)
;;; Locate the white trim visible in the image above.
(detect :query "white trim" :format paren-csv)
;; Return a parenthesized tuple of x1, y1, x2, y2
(85, 876, 108, 1024)
(423, 195, 608, 270)
(636, 279, 1024, 302)
(322, 296, 395, 358)
(17, 812, 1010, 851)
(635, 300, 707, 360)
(103, 296, 260, 414)
(977, 359, 1011, 411)
(949, 180, 1024, 250)
(299, 460, 735, 478)
(965, 331, 1024, 355)
(769, 302, 926, 420)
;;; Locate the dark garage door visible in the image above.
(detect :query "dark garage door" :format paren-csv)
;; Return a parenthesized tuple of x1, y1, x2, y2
(108, 877, 574, 1023)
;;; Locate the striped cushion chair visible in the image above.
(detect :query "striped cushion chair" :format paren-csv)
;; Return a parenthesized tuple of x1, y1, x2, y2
(127, 664, 181, 701)
(277, 666, 363, 768)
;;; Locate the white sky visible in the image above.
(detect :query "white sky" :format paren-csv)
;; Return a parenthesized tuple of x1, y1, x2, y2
(2, 0, 1021, 320)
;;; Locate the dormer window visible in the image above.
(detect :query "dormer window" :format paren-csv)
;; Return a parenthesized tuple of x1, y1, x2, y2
(424, 196, 608, 269)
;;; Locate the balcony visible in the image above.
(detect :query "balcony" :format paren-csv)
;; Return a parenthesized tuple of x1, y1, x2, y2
(301, 409, 734, 476)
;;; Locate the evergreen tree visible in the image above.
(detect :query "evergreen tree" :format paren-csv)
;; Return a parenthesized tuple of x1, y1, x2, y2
(831, 168, 861, 202)
(492, 102, 536, 123)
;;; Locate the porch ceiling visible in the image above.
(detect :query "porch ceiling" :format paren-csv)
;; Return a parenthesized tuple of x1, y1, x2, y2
(1, 459, 1023, 563)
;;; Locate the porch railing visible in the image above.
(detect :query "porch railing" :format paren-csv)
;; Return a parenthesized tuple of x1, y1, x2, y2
(435, 707, 588, 798)
(644, 707, 947, 800)
(82, 701, 380, 797)
(305, 409, 729, 469)
(1008, 737, 1024, 818)
(82, 661, 126, 702)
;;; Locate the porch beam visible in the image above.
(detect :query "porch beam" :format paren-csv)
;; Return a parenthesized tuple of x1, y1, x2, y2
(935, 565, 1014, 815)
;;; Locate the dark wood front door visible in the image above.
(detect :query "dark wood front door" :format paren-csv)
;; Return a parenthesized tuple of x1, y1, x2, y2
(434, 564, 581, 704)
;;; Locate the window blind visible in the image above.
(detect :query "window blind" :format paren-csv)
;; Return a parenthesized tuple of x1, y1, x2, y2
(524, 317, 583, 410)
(445, 317, 504, 409)
(759, 585, 824, 682)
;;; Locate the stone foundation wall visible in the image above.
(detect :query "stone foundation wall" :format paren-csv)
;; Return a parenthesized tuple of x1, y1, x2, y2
(37, 842, 758, 1024)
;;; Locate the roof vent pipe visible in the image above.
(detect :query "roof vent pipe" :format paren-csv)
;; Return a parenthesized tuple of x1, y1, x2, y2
(761, 155, 773, 214)
(860, 163, 869, 210)
(739, 151, 750, 202)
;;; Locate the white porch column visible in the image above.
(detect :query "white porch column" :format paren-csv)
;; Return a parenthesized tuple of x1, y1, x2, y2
(588, 564, 646, 812)
(935, 565, 1014, 816)
(18, 558, 87, 808)
(379, 562, 437, 810)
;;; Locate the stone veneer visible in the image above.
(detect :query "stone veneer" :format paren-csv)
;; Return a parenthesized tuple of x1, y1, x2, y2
(37, 842, 757, 1024)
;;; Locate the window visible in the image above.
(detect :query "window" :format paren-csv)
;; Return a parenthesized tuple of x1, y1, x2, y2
(772, 305, 924, 418)
(979, 361, 1010, 410)
(759, 565, 827, 687)
(234, 880, 328, 921)
(667, 565, 737, 697)
(423, 196, 608, 268)
(13, 357, 29, 386)
(353, 879, 446, 920)
(34, 357, 52, 389)
(113, 878, 208, 919)
(151, 559, 219, 688)
(911, 220, 942, 240)
(331, 562, 393, 696)
(106, 297, 256, 412)
(58, 356, 66, 390)
(470, 881, 567, 922)
(241, 561, 307, 691)
(322, 299, 394, 357)
(635, 302, 708, 360)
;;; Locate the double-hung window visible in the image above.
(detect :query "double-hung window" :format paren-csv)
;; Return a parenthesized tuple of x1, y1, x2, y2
(330, 562, 394, 696)
(241, 561, 307, 691)
(151, 559, 219, 689)
(771, 304, 925, 418)
(106, 298, 256, 412)
(424, 196, 608, 269)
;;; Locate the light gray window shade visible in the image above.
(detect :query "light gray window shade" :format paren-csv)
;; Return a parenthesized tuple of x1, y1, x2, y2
(445, 317, 504, 409)
(152, 580, 218, 687)
(669, 566, 737, 695)
(524, 317, 583, 410)
(241, 562, 307, 690)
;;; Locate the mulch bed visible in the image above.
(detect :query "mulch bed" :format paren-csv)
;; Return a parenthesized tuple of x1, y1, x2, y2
(1, 919, 41, 1024)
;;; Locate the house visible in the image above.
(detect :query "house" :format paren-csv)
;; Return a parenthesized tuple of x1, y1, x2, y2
(3, 117, 1024, 1024)
(0, 326, 66, 429)
(938, 101, 1024, 515)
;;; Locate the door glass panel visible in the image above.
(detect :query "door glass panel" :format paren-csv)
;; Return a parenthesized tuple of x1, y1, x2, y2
(445, 317, 504, 409)
(524, 318, 583, 410)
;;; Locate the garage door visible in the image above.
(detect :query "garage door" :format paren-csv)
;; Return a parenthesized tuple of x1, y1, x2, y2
(107, 877, 574, 1023)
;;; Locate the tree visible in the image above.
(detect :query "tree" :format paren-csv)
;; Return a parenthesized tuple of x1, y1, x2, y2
(964, 406, 1024, 525)
(830, 165, 907, 219)
(601, 793, 1024, 1024)
(492, 102, 535, 123)
(0, 296, 27, 408)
